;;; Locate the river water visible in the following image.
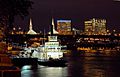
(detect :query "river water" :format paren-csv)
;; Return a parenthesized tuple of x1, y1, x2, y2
(21, 56, 120, 77)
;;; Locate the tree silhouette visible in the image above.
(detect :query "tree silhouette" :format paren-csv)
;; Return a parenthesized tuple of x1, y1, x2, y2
(0, 0, 33, 33)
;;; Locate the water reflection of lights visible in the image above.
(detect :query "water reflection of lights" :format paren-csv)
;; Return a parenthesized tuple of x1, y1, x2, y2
(83, 57, 106, 77)
(39, 66, 67, 77)
(21, 65, 34, 77)
(21, 65, 32, 70)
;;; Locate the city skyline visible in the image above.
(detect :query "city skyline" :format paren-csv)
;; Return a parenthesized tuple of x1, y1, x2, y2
(14, 0, 120, 33)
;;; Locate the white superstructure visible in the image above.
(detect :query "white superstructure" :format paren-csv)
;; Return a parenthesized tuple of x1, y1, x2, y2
(38, 36, 64, 60)
(18, 36, 65, 60)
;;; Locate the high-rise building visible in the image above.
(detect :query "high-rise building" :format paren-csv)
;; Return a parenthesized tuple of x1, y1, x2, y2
(84, 18, 107, 35)
(57, 20, 72, 35)
(84, 21, 93, 35)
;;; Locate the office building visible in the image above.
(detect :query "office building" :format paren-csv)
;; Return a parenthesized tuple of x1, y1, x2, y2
(57, 20, 72, 35)
(84, 18, 107, 35)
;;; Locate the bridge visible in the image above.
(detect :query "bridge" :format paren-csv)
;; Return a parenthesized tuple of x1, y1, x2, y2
(7, 34, 120, 49)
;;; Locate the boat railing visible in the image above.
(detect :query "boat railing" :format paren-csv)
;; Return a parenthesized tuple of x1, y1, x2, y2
(38, 59, 49, 62)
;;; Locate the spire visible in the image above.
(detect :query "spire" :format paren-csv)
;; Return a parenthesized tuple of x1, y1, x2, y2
(52, 18, 55, 30)
(29, 18, 33, 30)
(27, 18, 37, 35)
(48, 18, 59, 35)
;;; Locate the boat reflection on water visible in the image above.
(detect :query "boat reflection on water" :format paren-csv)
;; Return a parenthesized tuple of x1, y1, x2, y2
(21, 48, 120, 77)
(21, 65, 68, 77)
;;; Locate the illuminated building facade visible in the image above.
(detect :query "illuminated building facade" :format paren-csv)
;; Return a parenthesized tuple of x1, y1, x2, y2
(57, 20, 72, 35)
(84, 18, 107, 35)
(84, 21, 93, 35)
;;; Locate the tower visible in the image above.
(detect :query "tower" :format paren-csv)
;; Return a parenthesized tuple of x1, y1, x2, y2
(49, 18, 59, 35)
(29, 18, 33, 30)
(27, 18, 37, 35)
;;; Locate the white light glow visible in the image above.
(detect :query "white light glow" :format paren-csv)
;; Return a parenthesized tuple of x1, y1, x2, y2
(47, 52, 63, 59)
(114, 0, 120, 1)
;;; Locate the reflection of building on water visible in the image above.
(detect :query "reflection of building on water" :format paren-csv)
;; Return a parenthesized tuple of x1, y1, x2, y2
(83, 57, 107, 77)
(77, 46, 120, 56)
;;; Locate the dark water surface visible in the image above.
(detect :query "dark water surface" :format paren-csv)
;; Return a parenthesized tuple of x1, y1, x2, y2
(21, 56, 120, 77)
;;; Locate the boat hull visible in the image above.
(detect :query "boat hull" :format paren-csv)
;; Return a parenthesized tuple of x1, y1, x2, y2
(11, 58, 38, 67)
(38, 59, 67, 67)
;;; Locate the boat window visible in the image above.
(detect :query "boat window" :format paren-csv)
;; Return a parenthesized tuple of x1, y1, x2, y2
(48, 55, 51, 58)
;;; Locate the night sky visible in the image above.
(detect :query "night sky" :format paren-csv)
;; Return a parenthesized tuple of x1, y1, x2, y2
(14, 0, 120, 33)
